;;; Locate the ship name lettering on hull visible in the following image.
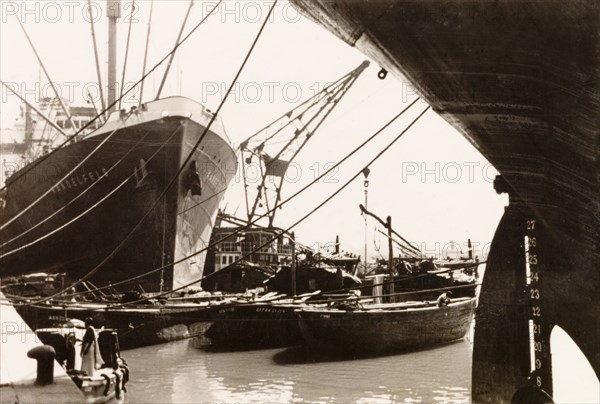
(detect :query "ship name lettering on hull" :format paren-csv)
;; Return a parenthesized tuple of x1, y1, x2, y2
(52, 167, 108, 194)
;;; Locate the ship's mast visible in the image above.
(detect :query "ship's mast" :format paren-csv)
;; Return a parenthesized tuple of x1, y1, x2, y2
(107, 0, 121, 112)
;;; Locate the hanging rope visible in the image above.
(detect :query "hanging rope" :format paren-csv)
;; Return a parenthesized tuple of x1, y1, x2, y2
(15, 17, 76, 131)
(375, 228, 423, 259)
(0, 0, 223, 195)
(155, 0, 194, 99)
(138, 0, 154, 106)
(87, 0, 106, 114)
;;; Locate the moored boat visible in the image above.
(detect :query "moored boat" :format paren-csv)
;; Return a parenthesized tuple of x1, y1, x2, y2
(203, 257, 363, 350)
(297, 296, 477, 354)
(14, 299, 223, 350)
(205, 300, 305, 350)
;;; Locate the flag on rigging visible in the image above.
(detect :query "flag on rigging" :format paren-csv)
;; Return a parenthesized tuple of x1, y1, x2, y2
(261, 153, 289, 177)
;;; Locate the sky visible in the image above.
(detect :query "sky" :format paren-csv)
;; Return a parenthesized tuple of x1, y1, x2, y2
(0, 1, 598, 400)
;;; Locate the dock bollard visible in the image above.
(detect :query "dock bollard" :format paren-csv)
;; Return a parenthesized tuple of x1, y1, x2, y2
(27, 345, 56, 385)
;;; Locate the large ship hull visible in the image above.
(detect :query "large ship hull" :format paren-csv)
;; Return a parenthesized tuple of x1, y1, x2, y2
(0, 97, 237, 292)
(290, 1, 599, 401)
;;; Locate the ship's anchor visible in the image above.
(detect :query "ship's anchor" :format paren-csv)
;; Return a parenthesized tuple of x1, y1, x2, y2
(185, 160, 202, 196)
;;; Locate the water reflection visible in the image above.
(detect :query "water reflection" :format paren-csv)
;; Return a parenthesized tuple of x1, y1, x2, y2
(125, 339, 471, 403)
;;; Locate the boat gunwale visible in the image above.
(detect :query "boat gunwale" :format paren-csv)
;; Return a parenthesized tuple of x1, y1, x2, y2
(296, 296, 476, 316)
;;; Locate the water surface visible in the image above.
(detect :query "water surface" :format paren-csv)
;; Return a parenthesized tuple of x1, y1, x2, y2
(125, 338, 472, 403)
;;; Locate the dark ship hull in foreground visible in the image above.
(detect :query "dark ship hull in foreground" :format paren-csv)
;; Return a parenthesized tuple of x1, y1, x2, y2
(0, 96, 237, 292)
(290, 1, 599, 401)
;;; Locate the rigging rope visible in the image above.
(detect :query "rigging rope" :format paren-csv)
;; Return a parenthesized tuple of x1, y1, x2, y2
(375, 228, 423, 259)
(0, 81, 68, 138)
(138, 0, 154, 106)
(87, 0, 106, 114)
(3, 178, 131, 258)
(156, 0, 194, 99)
(15, 17, 76, 131)
(119, 0, 136, 110)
